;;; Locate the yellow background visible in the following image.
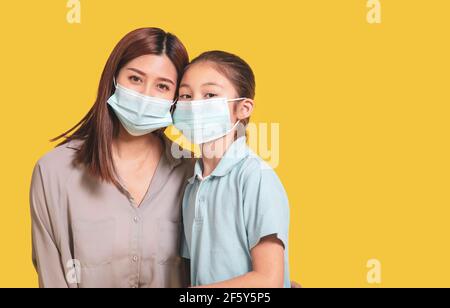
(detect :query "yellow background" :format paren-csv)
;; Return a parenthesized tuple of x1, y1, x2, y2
(0, 0, 449, 288)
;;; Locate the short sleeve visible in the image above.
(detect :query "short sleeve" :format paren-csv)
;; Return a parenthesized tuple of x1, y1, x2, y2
(242, 159, 290, 251)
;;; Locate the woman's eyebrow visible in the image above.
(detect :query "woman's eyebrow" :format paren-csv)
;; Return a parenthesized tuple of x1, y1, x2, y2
(157, 77, 176, 86)
(126, 67, 146, 76)
(179, 83, 190, 88)
(202, 82, 223, 88)
(127, 68, 175, 85)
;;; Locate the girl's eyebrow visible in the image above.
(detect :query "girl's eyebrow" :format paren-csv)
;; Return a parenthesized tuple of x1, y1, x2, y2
(179, 82, 223, 89)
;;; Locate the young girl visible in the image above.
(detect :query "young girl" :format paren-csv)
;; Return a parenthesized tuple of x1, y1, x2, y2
(173, 51, 290, 288)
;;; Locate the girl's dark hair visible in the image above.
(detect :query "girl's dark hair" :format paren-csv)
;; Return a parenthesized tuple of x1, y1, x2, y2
(188, 50, 255, 127)
(51, 28, 189, 187)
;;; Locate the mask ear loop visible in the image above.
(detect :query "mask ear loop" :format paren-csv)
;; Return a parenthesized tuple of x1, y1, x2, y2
(113, 77, 118, 88)
(228, 97, 247, 125)
(228, 97, 247, 103)
(228, 98, 252, 140)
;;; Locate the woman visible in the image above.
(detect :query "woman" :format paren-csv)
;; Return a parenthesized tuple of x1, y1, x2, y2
(30, 28, 193, 288)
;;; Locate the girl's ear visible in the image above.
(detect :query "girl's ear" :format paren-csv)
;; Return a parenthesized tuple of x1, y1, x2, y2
(236, 99, 254, 120)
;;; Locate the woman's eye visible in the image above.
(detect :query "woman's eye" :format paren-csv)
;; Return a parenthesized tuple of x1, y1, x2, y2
(205, 93, 218, 99)
(129, 75, 143, 83)
(157, 83, 170, 91)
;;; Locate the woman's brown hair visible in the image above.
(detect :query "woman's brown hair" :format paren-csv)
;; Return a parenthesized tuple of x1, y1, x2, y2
(51, 28, 189, 187)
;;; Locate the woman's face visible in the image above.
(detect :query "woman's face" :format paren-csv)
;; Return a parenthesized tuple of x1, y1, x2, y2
(178, 61, 239, 124)
(116, 54, 178, 100)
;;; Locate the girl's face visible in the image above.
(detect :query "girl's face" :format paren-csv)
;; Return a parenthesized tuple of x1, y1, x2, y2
(178, 61, 241, 124)
(116, 54, 178, 100)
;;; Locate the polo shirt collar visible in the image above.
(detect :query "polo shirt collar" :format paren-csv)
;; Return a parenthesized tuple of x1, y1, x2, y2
(188, 137, 250, 183)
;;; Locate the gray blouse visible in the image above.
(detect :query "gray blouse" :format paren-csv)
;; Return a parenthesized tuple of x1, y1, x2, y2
(30, 135, 194, 288)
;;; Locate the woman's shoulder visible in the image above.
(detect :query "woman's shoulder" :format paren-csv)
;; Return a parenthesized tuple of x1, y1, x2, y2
(171, 145, 196, 181)
(34, 139, 83, 178)
(162, 135, 196, 170)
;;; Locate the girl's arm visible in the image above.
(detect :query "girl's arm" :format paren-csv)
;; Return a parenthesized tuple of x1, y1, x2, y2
(194, 235, 285, 288)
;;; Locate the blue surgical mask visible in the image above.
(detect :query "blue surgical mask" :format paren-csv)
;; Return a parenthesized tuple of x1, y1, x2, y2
(173, 97, 245, 144)
(107, 81, 174, 136)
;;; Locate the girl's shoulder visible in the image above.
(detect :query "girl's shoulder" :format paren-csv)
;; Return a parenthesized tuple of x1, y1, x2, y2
(238, 148, 286, 191)
(238, 148, 290, 212)
(239, 148, 276, 175)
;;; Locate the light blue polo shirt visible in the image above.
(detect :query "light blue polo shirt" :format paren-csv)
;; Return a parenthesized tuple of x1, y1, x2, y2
(181, 137, 290, 287)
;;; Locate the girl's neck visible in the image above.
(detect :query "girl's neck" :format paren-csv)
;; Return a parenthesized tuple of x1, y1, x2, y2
(201, 133, 235, 178)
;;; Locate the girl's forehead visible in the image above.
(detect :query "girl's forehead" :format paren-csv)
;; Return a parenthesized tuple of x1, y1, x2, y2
(182, 62, 232, 88)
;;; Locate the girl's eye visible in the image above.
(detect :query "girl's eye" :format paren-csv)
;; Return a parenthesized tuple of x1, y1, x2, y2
(129, 75, 143, 84)
(157, 83, 170, 91)
(179, 94, 192, 100)
(205, 93, 218, 99)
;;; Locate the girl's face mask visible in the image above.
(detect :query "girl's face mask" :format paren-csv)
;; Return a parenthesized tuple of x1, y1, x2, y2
(172, 97, 246, 145)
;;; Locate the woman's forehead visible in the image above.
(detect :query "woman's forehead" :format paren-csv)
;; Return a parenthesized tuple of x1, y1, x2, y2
(124, 54, 177, 80)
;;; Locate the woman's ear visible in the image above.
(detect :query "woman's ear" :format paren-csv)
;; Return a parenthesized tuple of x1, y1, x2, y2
(236, 99, 254, 120)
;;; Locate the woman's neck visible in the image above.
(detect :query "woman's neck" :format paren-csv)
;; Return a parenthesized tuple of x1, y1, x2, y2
(201, 133, 235, 178)
(112, 127, 163, 162)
